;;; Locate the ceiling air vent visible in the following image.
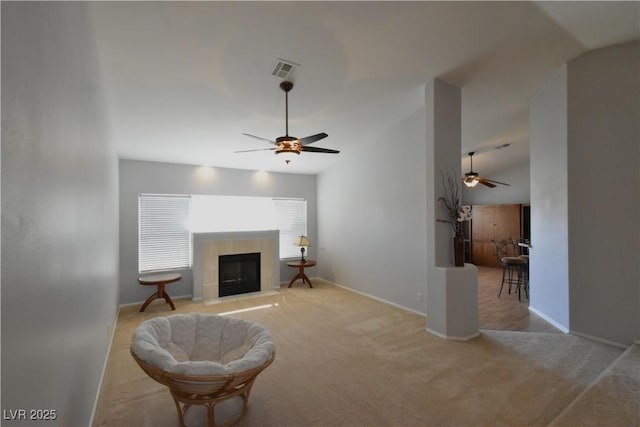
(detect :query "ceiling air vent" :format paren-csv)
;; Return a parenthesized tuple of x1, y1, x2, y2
(272, 59, 300, 79)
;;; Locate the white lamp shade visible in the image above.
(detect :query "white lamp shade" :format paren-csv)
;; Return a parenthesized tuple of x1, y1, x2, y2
(278, 151, 299, 164)
(293, 235, 310, 247)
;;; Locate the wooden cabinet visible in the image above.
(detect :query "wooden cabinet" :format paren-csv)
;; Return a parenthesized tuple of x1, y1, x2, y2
(470, 204, 521, 268)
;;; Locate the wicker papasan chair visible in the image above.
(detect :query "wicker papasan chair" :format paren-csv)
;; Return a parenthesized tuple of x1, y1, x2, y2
(131, 313, 275, 427)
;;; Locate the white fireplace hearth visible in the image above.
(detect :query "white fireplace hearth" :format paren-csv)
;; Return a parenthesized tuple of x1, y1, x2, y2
(192, 230, 280, 301)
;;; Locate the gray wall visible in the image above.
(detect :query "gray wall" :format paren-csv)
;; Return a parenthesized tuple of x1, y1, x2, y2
(426, 79, 462, 270)
(1, 3, 119, 426)
(316, 106, 427, 314)
(530, 41, 639, 345)
(529, 66, 571, 331)
(119, 159, 317, 305)
(566, 41, 639, 345)
(461, 159, 530, 205)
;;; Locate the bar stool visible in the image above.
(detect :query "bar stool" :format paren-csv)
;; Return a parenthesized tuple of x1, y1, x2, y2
(514, 238, 530, 300)
(493, 240, 528, 301)
(518, 254, 529, 299)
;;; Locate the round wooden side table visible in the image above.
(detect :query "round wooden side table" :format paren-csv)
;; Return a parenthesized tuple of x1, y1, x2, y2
(286, 260, 316, 288)
(138, 272, 182, 312)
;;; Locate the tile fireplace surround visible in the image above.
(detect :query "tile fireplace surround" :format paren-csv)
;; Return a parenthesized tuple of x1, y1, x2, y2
(192, 230, 280, 301)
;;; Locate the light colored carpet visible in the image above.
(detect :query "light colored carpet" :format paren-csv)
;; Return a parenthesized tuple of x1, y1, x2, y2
(94, 280, 626, 427)
(549, 343, 640, 427)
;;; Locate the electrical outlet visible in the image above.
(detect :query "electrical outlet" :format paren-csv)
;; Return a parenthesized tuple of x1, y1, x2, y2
(417, 293, 423, 303)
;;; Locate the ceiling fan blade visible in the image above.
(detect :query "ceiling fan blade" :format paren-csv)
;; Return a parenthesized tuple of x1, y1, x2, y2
(301, 146, 340, 154)
(299, 132, 328, 145)
(234, 147, 277, 153)
(482, 177, 510, 186)
(241, 133, 276, 145)
(477, 177, 497, 188)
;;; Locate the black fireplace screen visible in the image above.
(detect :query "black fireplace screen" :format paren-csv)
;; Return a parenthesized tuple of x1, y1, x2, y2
(218, 252, 261, 297)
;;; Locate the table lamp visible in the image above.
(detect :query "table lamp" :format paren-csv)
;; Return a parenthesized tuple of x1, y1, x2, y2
(293, 235, 310, 262)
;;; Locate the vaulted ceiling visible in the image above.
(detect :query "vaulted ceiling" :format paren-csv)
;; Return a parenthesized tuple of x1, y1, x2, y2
(90, 1, 639, 175)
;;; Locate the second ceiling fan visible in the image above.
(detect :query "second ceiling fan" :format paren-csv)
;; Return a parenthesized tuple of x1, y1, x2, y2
(236, 80, 339, 163)
(463, 152, 510, 188)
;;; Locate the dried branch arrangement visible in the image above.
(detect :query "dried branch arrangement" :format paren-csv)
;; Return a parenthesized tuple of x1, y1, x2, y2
(437, 171, 471, 234)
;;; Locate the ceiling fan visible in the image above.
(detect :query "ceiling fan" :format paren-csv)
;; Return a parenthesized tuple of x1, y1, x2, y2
(236, 80, 339, 164)
(463, 152, 510, 188)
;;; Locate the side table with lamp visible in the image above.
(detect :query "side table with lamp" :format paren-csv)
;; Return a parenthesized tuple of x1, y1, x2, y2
(288, 235, 316, 288)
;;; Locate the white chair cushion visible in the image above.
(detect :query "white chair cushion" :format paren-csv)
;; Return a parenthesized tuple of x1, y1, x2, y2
(131, 313, 274, 376)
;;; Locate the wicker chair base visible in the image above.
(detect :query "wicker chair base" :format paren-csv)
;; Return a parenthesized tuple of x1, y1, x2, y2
(131, 349, 275, 427)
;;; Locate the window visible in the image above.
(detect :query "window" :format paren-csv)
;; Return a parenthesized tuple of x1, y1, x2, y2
(189, 195, 306, 259)
(138, 194, 191, 273)
(274, 198, 307, 259)
(139, 194, 307, 266)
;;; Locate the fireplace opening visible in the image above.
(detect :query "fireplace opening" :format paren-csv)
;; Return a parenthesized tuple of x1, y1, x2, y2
(219, 252, 261, 297)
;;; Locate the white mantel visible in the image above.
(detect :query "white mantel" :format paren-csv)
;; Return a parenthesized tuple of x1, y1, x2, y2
(192, 230, 280, 301)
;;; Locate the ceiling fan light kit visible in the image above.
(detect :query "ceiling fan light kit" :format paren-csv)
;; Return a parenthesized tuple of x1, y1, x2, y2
(463, 174, 480, 187)
(463, 152, 510, 189)
(237, 80, 339, 164)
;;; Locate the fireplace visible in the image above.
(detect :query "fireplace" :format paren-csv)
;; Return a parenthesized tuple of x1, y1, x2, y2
(192, 231, 279, 302)
(218, 252, 261, 297)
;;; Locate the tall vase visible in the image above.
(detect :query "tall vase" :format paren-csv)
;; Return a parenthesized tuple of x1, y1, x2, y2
(453, 231, 464, 267)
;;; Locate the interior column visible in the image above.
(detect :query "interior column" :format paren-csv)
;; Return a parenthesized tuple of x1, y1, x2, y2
(425, 78, 478, 340)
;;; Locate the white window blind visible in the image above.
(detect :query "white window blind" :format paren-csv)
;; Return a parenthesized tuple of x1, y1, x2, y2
(274, 198, 307, 259)
(138, 194, 192, 273)
(148, 194, 307, 260)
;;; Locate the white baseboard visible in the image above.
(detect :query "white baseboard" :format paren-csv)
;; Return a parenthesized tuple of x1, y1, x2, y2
(528, 305, 570, 333)
(569, 330, 628, 349)
(529, 305, 634, 348)
(118, 294, 193, 309)
(88, 307, 119, 427)
(426, 327, 479, 341)
(118, 301, 140, 308)
(322, 278, 426, 317)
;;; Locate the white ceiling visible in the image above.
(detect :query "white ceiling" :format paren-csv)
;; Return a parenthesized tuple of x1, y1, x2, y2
(90, 1, 639, 175)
